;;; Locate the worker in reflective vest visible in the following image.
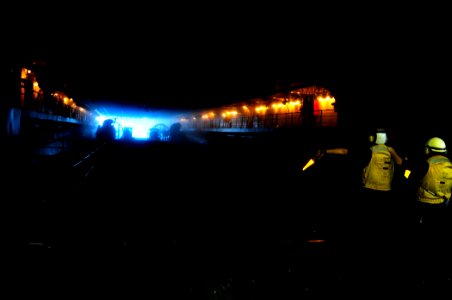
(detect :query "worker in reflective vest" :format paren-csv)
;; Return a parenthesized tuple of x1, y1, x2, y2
(404, 136, 452, 289)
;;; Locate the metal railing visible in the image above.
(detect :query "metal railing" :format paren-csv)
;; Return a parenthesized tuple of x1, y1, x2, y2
(183, 109, 337, 132)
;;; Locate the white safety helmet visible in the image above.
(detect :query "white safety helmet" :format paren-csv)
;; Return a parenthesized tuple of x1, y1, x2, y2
(425, 137, 447, 155)
(369, 128, 387, 145)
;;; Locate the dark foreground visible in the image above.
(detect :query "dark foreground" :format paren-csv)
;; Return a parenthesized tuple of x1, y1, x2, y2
(4, 130, 452, 298)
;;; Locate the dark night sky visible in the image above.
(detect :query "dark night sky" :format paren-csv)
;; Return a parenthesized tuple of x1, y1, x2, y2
(12, 24, 341, 111)
(5, 3, 452, 123)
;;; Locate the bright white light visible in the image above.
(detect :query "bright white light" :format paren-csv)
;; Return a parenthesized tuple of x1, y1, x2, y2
(118, 116, 154, 139)
(93, 103, 181, 140)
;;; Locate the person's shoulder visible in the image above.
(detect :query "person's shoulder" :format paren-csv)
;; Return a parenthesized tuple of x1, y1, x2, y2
(386, 145, 398, 152)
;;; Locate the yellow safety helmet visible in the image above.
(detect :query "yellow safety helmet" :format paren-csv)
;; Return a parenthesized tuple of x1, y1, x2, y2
(425, 137, 447, 155)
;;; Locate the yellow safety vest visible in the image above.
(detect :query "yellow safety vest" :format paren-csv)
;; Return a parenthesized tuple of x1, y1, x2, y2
(417, 155, 452, 205)
(362, 144, 394, 191)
